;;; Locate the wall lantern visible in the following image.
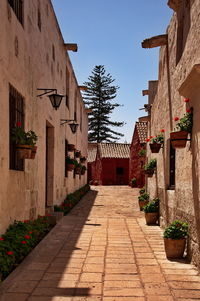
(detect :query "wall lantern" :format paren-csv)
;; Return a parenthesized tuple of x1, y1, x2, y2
(37, 88, 65, 110)
(60, 119, 79, 134)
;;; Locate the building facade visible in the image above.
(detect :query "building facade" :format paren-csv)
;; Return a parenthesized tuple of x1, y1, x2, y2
(142, 0, 200, 269)
(0, 0, 88, 233)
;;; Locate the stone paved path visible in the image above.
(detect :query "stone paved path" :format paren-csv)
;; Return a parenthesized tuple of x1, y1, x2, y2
(1, 186, 200, 301)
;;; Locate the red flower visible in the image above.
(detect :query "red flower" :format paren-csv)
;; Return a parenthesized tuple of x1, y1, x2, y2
(21, 241, 27, 244)
(29, 231, 33, 234)
(146, 138, 150, 142)
(186, 109, 191, 113)
(16, 121, 22, 127)
(23, 220, 29, 223)
(7, 251, 13, 255)
(174, 117, 179, 121)
(160, 129, 165, 133)
(149, 136, 153, 139)
(0, 237, 4, 241)
(24, 235, 30, 239)
(184, 98, 190, 103)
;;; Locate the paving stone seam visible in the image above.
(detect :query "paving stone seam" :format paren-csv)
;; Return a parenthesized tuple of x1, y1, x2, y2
(135, 218, 177, 301)
(124, 218, 147, 301)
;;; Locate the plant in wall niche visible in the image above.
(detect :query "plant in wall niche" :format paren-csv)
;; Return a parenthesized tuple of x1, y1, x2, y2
(170, 106, 193, 149)
(11, 122, 38, 159)
(143, 198, 159, 225)
(163, 220, 189, 259)
(139, 187, 145, 195)
(66, 156, 77, 171)
(149, 133, 164, 153)
(138, 149, 146, 162)
(138, 192, 149, 211)
(143, 159, 157, 177)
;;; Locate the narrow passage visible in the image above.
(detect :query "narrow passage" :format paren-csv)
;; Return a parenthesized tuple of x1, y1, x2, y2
(0, 186, 200, 301)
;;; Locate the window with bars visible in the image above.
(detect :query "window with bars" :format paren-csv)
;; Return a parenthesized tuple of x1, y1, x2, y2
(9, 84, 25, 171)
(169, 143, 176, 188)
(8, 0, 24, 25)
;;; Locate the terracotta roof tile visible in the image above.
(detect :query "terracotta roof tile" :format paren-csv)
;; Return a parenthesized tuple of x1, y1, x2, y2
(98, 143, 130, 159)
(136, 122, 148, 144)
(88, 143, 97, 162)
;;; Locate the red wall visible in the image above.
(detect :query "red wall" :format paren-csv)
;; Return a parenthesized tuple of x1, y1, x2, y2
(129, 129, 145, 188)
(98, 158, 129, 185)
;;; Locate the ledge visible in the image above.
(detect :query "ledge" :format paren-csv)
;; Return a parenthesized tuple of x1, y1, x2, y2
(178, 64, 200, 98)
(142, 90, 149, 96)
(64, 43, 78, 52)
(142, 34, 167, 49)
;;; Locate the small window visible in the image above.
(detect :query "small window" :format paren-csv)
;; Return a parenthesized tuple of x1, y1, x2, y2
(52, 44, 55, 61)
(38, 7, 41, 31)
(169, 143, 176, 188)
(66, 67, 70, 107)
(80, 104, 82, 131)
(9, 84, 25, 171)
(8, 0, 23, 25)
(116, 167, 124, 175)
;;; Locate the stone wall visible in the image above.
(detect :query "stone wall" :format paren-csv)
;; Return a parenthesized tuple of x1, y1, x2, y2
(145, 0, 200, 269)
(0, 0, 88, 233)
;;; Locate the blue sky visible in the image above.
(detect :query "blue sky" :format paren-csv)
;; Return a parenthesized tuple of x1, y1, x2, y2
(51, 0, 172, 143)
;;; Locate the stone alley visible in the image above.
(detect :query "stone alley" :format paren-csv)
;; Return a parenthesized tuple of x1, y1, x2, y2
(0, 186, 200, 301)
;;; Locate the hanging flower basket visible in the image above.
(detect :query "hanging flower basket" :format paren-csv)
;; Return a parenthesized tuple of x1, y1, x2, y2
(144, 169, 154, 177)
(149, 143, 162, 153)
(67, 164, 75, 171)
(75, 167, 82, 174)
(170, 131, 188, 148)
(16, 145, 32, 159)
(30, 146, 37, 159)
(68, 144, 75, 152)
(75, 151, 81, 158)
(80, 156, 87, 163)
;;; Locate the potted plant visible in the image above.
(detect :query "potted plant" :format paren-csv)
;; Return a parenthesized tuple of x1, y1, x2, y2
(170, 110, 193, 148)
(68, 144, 75, 152)
(130, 177, 137, 187)
(75, 150, 81, 158)
(74, 161, 82, 174)
(138, 193, 149, 211)
(81, 165, 87, 175)
(144, 159, 157, 177)
(143, 198, 159, 225)
(138, 149, 146, 162)
(11, 124, 38, 159)
(66, 156, 76, 171)
(139, 187, 145, 195)
(163, 220, 188, 259)
(149, 134, 164, 153)
(80, 156, 87, 163)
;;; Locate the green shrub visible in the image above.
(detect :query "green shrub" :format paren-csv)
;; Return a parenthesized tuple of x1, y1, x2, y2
(139, 188, 145, 195)
(138, 193, 149, 201)
(143, 198, 159, 213)
(163, 220, 188, 239)
(138, 149, 146, 157)
(144, 159, 157, 171)
(0, 216, 51, 281)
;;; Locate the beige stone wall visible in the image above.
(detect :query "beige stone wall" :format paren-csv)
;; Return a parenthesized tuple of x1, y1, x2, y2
(145, 0, 200, 269)
(0, 0, 88, 233)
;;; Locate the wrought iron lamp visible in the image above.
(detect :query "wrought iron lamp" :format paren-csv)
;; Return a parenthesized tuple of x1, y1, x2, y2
(60, 119, 79, 134)
(37, 88, 65, 110)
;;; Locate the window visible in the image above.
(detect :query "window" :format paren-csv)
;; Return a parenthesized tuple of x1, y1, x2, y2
(8, 0, 23, 25)
(169, 143, 176, 188)
(74, 90, 77, 121)
(38, 7, 41, 31)
(116, 167, 124, 175)
(9, 84, 25, 171)
(80, 104, 82, 131)
(52, 44, 55, 61)
(176, 0, 190, 64)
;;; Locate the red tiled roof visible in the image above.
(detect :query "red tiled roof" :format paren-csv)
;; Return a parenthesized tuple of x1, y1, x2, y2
(88, 143, 97, 162)
(136, 122, 148, 144)
(98, 143, 130, 159)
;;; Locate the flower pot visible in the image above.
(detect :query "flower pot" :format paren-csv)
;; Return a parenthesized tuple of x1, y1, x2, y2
(81, 169, 86, 175)
(80, 157, 86, 163)
(67, 164, 75, 171)
(75, 167, 81, 174)
(149, 143, 162, 153)
(164, 238, 186, 259)
(170, 131, 188, 149)
(68, 144, 75, 151)
(30, 146, 37, 159)
(145, 212, 159, 225)
(138, 200, 149, 211)
(75, 151, 81, 158)
(144, 170, 154, 177)
(16, 144, 32, 159)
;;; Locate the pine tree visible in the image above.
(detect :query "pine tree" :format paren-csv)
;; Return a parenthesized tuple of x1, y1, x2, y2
(83, 65, 124, 143)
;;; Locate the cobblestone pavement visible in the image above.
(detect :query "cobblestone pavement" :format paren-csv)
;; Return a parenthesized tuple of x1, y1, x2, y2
(1, 186, 200, 301)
